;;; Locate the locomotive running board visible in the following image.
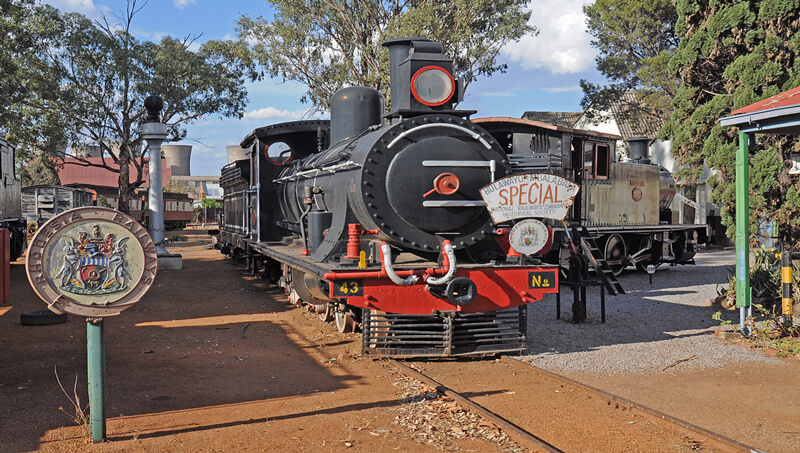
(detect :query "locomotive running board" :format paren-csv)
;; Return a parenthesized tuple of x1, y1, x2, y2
(361, 306, 527, 358)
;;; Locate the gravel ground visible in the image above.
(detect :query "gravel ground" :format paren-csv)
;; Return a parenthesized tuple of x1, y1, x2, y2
(523, 249, 780, 374)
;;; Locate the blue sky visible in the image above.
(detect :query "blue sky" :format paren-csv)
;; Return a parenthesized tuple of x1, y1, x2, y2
(42, 0, 605, 176)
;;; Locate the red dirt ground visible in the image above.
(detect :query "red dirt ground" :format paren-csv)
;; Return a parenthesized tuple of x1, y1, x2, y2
(1, 231, 798, 452)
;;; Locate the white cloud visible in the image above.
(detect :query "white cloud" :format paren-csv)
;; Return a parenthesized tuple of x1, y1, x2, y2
(472, 85, 580, 98)
(244, 107, 304, 119)
(543, 85, 581, 93)
(173, 0, 197, 9)
(45, 0, 96, 12)
(502, 0, 597, 74)
(130, 26, 167, 42)
(42, 0, 100, 16)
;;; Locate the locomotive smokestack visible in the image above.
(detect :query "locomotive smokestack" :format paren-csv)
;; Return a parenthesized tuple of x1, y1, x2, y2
(627, 137, 651, 165)
(383, 37, 418, 111)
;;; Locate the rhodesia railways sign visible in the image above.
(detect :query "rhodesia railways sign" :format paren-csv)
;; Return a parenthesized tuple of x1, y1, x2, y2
(26, 207, 157, 318)
(480, 173, 579, 223)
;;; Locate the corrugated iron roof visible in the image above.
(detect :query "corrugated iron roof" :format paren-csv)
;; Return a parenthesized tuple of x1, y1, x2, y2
(720, 86, 800, 134)
(607, 92, 664, 140)
(474, 117, 622, 141)
(58, 157, 172, 189)
(521, 111, 582, 128)
(732, 86, 800, 115)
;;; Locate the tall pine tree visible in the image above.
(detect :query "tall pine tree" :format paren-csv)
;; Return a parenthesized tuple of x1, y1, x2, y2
(665, 0, 800, 244)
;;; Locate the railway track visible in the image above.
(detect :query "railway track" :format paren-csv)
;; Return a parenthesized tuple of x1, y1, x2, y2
(390, 357, 764, 453)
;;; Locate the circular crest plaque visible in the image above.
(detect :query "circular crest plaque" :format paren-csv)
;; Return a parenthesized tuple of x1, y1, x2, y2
(26, 207, 158, 318)
(509, 219, 549, 255)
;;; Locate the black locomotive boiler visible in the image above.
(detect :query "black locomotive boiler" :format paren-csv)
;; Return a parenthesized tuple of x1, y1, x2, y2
(1, 138, 28, 261)
(218, 38, 707, 357)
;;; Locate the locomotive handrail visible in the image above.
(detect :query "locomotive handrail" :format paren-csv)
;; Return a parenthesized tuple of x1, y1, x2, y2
(422, 200, 485, 207)
(273, 160, 361, 183)
(422, 159, 496, 181)
(386, 123, 492, 150)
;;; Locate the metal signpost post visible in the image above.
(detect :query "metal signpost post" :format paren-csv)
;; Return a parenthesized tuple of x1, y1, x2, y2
(26, 207, 157, 443)
(87, 319, 106, 442)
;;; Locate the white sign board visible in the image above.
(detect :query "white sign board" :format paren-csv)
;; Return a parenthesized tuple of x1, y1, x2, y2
(479, 173, 579, 223)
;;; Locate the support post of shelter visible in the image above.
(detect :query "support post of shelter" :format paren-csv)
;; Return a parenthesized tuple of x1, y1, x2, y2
(782, 240, 794, 323)
(87, 319, 106, 443)
(736, 131, 752, 335)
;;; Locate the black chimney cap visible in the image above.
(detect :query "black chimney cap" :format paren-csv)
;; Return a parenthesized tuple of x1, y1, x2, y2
(144, 95, 164, 122)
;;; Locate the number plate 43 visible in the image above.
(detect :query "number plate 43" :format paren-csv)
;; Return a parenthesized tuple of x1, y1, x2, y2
(331, 279, 364, 297)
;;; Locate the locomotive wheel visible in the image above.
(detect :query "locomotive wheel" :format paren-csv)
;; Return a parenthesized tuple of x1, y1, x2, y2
(316, 302, 335, 322)
(671, 232, 686, 262)
(634, 236, 652, 272)
(335, 304, 357, 333)
(604, 234, 627, 276)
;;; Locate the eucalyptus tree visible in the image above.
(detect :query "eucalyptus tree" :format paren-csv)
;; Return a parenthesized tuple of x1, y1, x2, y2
(2, 0, 252, 213)
(237, 0, 535, 111)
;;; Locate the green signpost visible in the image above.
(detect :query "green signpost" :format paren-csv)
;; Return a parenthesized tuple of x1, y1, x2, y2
(26, 207, 157, 443)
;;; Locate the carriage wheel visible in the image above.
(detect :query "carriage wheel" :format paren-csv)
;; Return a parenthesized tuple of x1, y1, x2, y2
(288, 289, 303, 306)
(335, 304, 357, 333)
(604, 234, 627, 276)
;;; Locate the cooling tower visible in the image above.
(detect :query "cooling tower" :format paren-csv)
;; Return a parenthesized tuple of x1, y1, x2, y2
(226, 145, 246, 163)
(162, 144, 192, 176)
(72, 145, 102, 158)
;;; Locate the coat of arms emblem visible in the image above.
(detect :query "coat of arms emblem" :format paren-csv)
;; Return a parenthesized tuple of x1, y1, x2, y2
(55, 224, 133, 296)
(26, 207, 157, 318)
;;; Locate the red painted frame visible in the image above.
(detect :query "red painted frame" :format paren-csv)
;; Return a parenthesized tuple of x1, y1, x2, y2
(326, 266, 558, 315)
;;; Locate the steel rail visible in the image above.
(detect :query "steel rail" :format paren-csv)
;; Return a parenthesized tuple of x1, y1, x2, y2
(501, 357, 765, 453)
(390, 360, 563, 453)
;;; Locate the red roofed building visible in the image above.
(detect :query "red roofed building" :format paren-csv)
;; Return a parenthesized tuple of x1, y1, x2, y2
(59, 157, 172, 189)
(57, 157, 173, 213)
(53, 155, 194, 229)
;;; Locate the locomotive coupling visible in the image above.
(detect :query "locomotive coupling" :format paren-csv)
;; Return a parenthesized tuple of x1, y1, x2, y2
(426, 277, 478, 306)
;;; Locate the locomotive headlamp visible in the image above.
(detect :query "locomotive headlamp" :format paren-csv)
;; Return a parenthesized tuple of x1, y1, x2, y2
(785, 153, 800, 175)
(411, 66, 455, 106)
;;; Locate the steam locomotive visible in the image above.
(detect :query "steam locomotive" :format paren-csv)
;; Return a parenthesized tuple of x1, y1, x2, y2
(1, 138, 28, 261)
(219, 38, 707, 357)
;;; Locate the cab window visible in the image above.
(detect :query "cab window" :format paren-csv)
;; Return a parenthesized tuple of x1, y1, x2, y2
(585, 142, 610, 180)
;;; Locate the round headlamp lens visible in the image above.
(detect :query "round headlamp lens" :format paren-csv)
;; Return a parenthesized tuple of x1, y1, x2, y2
(411, 66, 455, 106)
